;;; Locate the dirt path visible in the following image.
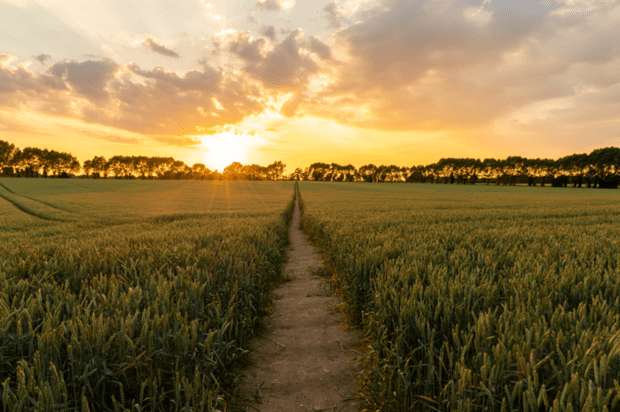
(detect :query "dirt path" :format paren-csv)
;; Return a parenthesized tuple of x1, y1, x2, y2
(240, 190, 361, 411)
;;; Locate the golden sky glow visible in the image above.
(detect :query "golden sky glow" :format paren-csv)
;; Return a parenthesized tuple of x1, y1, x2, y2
(1, 0, 619, 173)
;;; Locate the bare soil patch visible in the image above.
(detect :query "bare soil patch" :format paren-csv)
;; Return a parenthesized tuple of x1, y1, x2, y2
(239, 196, 361, 411)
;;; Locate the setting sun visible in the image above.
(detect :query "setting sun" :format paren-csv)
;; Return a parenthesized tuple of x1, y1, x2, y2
(201, 132, 249, 172)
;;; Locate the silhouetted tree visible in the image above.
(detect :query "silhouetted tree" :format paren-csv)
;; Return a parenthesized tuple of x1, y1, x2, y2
(223, 162, 244, 180)
(589, 147, 620, 188)
(359, 164, 377, 182)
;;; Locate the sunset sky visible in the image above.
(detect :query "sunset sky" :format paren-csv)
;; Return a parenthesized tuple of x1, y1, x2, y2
(1, 0, 619, 173)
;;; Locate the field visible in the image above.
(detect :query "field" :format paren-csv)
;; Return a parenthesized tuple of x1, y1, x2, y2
(0, 178, 296, 411)
(298, 182, 620, 411)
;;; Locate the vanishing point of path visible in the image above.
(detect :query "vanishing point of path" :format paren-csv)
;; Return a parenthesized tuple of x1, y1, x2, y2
(241, 190, 361, 411)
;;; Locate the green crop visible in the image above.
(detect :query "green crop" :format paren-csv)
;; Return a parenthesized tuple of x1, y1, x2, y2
(0, 179, 296, 411)
(298, 181, 620, 412)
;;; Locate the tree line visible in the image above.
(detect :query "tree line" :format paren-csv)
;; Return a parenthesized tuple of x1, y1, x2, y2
(1, 139, 619, 187)
(0, 140, 285, 181)
(291, 147, 620, 188)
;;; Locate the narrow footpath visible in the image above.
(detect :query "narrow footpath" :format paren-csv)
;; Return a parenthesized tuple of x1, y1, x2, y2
(241, 189, 361, 411)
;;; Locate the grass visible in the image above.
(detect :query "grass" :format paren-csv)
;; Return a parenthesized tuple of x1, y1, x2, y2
(0, 178, 296, 411)
(298, 181, 620, 412)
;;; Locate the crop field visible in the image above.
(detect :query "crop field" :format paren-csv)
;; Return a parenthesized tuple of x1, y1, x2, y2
(298, 182, 620, 412)
(0, 178, 295, 411)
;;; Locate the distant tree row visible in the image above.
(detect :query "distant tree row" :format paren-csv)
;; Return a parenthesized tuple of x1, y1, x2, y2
(285, 148, 620, 188)
(2, 139, 619, 187)
(0, 141, 81, 178)
(0, 140, 286, 181)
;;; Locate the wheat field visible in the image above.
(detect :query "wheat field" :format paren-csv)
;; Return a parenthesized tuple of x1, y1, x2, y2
(0, 178, 295, 411)
(298, 181, 620, 412)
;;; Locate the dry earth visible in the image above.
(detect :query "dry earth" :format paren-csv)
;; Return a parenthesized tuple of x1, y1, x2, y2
(239, 192, 361, 411)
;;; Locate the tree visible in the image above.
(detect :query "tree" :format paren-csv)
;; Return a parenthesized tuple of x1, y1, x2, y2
(0, 140, 16, 172)
(504, 156, 527, 185)
(107, 156, 127, 178)
(423, 164, 440, 184)
(266, 161, 285, 180)
(308, 162, 330, 181)
(436, 158, 457, 183)
(153, 157, 174, 179)
(526, 158, 554, 187)
(449, 158, 481, 184)
(168, 160, 190, 179)
(132, 156, 151, 179)
(223, 162, 244, 180)
(18, 147, 46, 177)
(244, 164, 267, 180)
(289, 167, 304, 181)
(559, 153, 589, 187)
(479, 159, 496, 185)
(191, 163, 210, 180)
(406, 165, 424, 183)
(45, 151, 80, 177)
(359, 164, 377, 182)
(588, 147, 620, 188)
(343, 164, 357, 182)
(86, 156, 108, 178)
(83, 159, 93, 177)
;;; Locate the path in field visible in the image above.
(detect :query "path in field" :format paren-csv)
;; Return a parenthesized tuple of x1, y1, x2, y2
(241, 191, 361, 411)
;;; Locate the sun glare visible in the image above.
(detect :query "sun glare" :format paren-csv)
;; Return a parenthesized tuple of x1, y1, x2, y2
(201, 132, 249, 172)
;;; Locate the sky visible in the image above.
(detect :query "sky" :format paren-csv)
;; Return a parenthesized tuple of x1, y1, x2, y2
(1, 0, 619, 173)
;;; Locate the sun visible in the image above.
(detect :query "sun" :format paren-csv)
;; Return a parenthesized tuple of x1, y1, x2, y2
(201, 132, 249, 172)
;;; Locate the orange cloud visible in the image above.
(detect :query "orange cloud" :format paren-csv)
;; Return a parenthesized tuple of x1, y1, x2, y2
(282, 0, 620, 142)
(0, 54, 266, 142)
(2, 0, 620, 155)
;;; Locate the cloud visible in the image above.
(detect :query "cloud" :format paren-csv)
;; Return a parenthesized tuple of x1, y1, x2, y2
(291, 0, 620, 137)
(321, 1, 345, 29)
(0, 54, 264, 141)
(34, 54, 51, 65)
(307, 36, 332, 60)
(0, 54, 16, 66)
(256, 0, 280, 11)
(142, 38, 180, 58)
(279, 92, 304, 117)
(126, 64, 222, 92)
(3, 0, 620, 154)
(228, 32, 267, 62)
(256, 0, 295, 12)
(224, 29, 323, 92)
(48, 58, 119, 103)
(59, 124, 141, 144)
(152, 135, 203, 146)
(0, 54, 67, 110)
(83, 61, 264, 136)
(260, 25, 276, 41)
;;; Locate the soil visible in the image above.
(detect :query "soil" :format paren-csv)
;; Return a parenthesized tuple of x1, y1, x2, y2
(239, 194, 361, 411)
